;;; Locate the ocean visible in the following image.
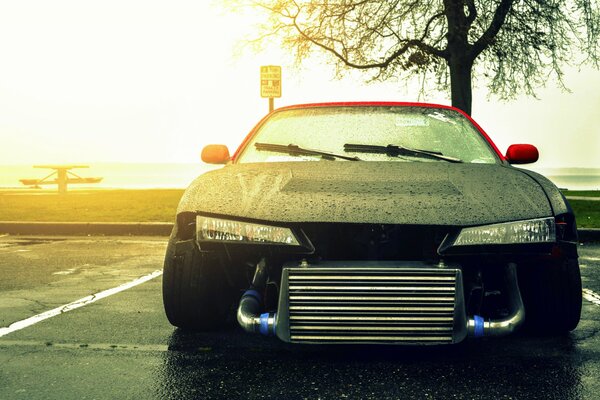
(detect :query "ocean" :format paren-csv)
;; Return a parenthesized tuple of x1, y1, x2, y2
(0, 163, 217, 190)
(0, 163, 599, 191)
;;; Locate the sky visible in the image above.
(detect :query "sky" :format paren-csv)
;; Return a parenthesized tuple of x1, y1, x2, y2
(0, 0, 599, 169)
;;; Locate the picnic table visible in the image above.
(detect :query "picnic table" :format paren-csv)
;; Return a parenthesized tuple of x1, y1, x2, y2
(20, 165, 103, 193)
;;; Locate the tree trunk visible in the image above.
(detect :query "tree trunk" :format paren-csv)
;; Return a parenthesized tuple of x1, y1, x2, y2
(448, 57, 473, 115)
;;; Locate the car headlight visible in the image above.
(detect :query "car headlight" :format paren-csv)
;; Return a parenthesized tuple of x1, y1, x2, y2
(196, 215, 300, 245)
(452, 217, 556, 246)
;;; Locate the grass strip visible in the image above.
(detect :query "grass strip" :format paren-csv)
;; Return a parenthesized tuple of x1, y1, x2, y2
(0, 189, 183, 223)
(563, 190, 600, 198)
(569, 200, 600, 229)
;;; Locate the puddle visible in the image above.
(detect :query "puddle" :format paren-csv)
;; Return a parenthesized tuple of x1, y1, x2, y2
(580, 256, 600, 262)
(0, 238, 67, 249)
(52, 268, 78, 275)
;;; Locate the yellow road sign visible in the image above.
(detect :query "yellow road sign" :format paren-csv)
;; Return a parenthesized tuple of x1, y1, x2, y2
(260, 65, 281, 98)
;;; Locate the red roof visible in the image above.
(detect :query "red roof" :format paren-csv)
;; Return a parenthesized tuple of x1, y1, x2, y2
(275, 101, 457, 111)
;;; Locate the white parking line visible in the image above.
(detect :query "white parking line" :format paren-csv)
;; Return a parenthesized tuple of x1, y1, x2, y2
(0, 270, 163, 338)
(583, 288, 600, 306)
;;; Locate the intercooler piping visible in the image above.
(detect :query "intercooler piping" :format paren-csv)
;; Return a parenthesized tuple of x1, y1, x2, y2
(236, 258, 277, 336)
(239, 259, 525, 340)
(467, 263, 525, 337)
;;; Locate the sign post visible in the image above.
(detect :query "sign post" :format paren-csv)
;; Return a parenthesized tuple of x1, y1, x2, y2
(260, 65, 281, 113)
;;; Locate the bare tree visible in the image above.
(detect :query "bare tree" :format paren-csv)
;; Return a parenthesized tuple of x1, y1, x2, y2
(237, 0, 600, 115)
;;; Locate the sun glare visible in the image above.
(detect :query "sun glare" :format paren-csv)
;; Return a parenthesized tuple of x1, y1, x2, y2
(0, 0, 598, 171)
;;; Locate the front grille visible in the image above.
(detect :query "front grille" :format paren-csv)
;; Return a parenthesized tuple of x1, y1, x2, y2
(278, 267, 466, 344)
(298, 224, 448, 261)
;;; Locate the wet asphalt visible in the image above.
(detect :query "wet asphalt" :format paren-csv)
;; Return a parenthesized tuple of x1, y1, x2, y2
(1, 235, 600, 400)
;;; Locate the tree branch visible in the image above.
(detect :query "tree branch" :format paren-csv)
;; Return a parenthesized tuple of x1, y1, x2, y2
(471, 0, 515, 58)
(422, 12, 445, 45)
(288, 9, 447, 69)
(465, 0, 477, 26)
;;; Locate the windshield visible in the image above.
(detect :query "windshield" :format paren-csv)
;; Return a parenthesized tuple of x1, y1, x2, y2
(237, 106, 498, 164)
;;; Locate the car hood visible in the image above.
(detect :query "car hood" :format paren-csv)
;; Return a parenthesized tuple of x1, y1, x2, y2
(178, 162, 552, 226)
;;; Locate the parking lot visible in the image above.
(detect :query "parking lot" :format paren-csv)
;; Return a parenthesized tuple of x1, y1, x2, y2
(1, 235, 600, 399)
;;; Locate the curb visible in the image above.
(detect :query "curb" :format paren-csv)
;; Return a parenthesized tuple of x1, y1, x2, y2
(0, 221, 173, 236)
(577, 228, 600, 243)
(1, 221, 599, 242)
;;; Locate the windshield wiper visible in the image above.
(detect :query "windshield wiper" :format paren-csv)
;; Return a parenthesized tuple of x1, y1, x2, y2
(255, 142, 361, 161)
(343, 143, 462, 163)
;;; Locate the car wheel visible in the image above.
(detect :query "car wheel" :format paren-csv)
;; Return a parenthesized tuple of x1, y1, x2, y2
(519, 257, 582, 334)
(162, 235, 234, 330)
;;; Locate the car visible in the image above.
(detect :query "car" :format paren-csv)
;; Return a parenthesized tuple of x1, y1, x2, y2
(162, 102, 582, 345)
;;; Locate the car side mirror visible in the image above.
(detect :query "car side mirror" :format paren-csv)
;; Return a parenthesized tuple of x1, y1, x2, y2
(201, 145, 231, 164)
(505, 144, 539, 164)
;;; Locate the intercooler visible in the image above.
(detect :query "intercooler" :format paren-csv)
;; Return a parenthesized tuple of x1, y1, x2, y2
(274, 264, 467, 344)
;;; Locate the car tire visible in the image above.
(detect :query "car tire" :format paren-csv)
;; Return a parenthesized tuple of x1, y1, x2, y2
(519, 257, 582, 334)
(162, 235, 235, 331)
